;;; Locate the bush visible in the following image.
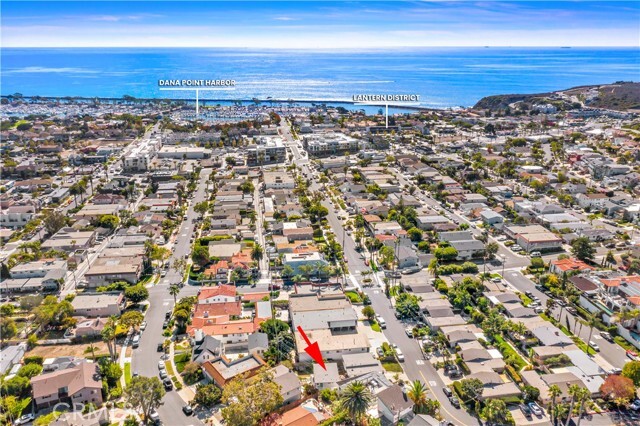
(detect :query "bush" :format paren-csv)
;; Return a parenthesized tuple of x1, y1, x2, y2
(505, 365, 522, 384)
(23, 355, 44, 365)
(17, 363, 43, 378)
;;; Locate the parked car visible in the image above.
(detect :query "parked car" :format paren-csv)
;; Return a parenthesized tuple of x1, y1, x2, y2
(132, 335, 140, 348)
(566, 306, 577, 315)
(14, 414, 35, 425)
(159, 369, 168, 380)
(158, 361, 165, 370)
(442, 387, 453, 397)
(630, 400, 640, 411)
(528, 402, 543, 416)
(449, 396, 460, 408)
(162, 320, 170, 329)
(600, 331, 613, 342)
(405, 328, 414, 338)
(395, 348, 405, 362)
(149, 409, 160, 424)
(182, 405, 194, 416)
(589, 341, 600, 351)
(376, 316, 386, 329)
(376, 347, 384, 358)
(157, 342, 164, 352)
(519, 404, 532, 418)
(140, 321, 147, 331)
(163, 378, 173, 390)
(627, 349, 639, 361)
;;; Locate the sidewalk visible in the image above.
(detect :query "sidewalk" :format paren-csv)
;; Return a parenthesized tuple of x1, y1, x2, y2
(168, 342, 195, 402)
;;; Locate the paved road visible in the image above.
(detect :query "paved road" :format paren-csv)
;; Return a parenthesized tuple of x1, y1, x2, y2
(281, 123, 479, 426)
(131, 169, 211, 426)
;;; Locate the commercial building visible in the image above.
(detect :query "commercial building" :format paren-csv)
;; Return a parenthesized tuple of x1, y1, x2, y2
(246, 137, 286, 166)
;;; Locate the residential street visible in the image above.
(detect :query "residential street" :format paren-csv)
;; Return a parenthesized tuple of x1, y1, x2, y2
(280, 122, 480, 426)
(130, 168, 211, 426)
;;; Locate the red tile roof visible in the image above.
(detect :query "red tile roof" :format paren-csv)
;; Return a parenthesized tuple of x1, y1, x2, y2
(198, 284, 237, 301)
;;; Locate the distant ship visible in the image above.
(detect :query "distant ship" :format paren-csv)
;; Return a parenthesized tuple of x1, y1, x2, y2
(561, 46, 571, 49)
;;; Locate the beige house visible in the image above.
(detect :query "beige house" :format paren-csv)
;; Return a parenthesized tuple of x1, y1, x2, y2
(31, 361, 103, 409)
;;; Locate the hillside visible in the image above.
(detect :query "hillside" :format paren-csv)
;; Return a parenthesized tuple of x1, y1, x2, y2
(474, 81, 640, 112)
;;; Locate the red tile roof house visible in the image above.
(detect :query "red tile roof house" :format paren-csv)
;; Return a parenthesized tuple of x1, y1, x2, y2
(549, 258, 595, 275)
(30, 361, 103, 410)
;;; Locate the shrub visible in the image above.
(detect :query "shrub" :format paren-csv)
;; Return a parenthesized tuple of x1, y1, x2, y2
(23, 355, 44, 365)
(505, 365, 522, 384)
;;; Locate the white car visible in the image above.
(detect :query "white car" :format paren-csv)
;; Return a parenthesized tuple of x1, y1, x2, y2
(140, 321, 147, 331)
(395, 348, 405, 362)
(630, 399, 640, 411)
(14, 414, 35, 425)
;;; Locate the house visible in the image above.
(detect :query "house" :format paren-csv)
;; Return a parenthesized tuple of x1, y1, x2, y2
(41, 228, 95, 252)
(480, 210, 504, 226)
(550, 258, 595, 275)
(73, 317, 108, 339)
(31, 361, 103, 409)
(71, 292, 124, 318)
(202, 352, 266, 387)
(459, 347, 505, 373)
(466, 371, 521, 401)
(377, 385, 414, 424)
(10, 259, 67, 279)
(515, 231, 563, 253)
(192, 335, 224, 364)
(407, 415, 442, 426)
(449, 239, 485, 260)
(283, 252, 330, 275)
(84, 255, 144, 286)
(0, 344, 26, 375)
(341, 353, 383, 377)
(313, 363, 340, 390)
(271, 365, 302, 406)
(0, 205, 37, 228)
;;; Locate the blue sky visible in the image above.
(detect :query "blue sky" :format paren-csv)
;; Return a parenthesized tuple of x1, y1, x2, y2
(2, 1, 639, 48)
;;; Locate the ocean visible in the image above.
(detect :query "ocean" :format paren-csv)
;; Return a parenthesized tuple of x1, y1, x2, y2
(1, 47, 639, 108)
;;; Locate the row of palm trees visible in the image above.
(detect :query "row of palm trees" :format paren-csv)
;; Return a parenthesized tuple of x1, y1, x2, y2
(337, 379, 440, 425)
(548, 383, 591, 426)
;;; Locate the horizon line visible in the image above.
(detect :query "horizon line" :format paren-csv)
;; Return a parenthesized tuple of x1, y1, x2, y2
(3, 45, 639, 49)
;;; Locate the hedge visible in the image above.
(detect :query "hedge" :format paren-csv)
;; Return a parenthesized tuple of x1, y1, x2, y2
(23, 356, 44, 365)
(505, 364, 522, 384)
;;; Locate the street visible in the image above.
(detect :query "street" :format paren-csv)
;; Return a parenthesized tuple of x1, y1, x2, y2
(130, 168, 211, 426)
(280, 122, 480, 426)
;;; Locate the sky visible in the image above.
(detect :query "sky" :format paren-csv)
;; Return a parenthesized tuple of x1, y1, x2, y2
(2, 1, 639, 48)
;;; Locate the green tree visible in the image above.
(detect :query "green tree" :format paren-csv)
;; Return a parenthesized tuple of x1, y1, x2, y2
(338, 381, 375, 426)
(622, 360, 640, 386)
(0, 396, 31, 424)
(571, 237, 595, 262)
(124, 285, 149, 304)
(193, 201, 209, 217)
(251, 243, 264, 263)
(523, 385, 540, 402)
(192, 245, 210, 266)
(434, 246, 458, 261)
(459, 378, 484, 402)
(120, 310, 144, 331)
(406, 227, 422, 242)
(395, 293, 420, 320)
(125, 376, 165, 423)
(221, 371, 283, 425)
(169, 284, 180, 305)
(548, 384, 562, 426)
(481, 399, 510, 425)
(97, 214, 120, 229)
(0, 318, 17, 343)
(194, 383, 222, 408)
(484, 242, 499, 259)
(362, 306, 375, 322)
(16, 363, 42, 378)
(43, 210, 67, 235)
(407, 380, 429, 414)
(100, 360, 123, 388)
(1, 304, 15, 316)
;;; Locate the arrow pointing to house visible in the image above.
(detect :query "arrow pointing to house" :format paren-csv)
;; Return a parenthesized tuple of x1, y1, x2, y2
(297, 325, 326, 370)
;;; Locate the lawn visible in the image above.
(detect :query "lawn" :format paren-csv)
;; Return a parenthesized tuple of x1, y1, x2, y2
(165, 360, 175, 376)
(518, 293, 533, 306)
(345, 291, 363, 304)
(371, 321, 381, 332)
(124, 362, 132, 386)
(174, 352, 191, 373)
(382, 361, 404, 373)
(493, 335, 527, 370)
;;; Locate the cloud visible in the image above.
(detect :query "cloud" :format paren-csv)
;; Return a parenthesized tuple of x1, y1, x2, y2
(87, 13, 164, 22)
(273, 16, 298, 21)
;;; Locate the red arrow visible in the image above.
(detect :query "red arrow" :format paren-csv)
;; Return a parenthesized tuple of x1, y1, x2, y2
(297, 326, 326, 370)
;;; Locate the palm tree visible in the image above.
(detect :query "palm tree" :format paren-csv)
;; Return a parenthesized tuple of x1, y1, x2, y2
(169, 284, 180, 305)
(546, 298, 557, 316)
(101, 318, 118, 361)
(584, 312, 599, 356)
(564, 384, 581, 426)
(338, 381, 375, 426)
(407, 380, 428, 413)
(575, 387, 591, 426)
(548, 384, 562, 425)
